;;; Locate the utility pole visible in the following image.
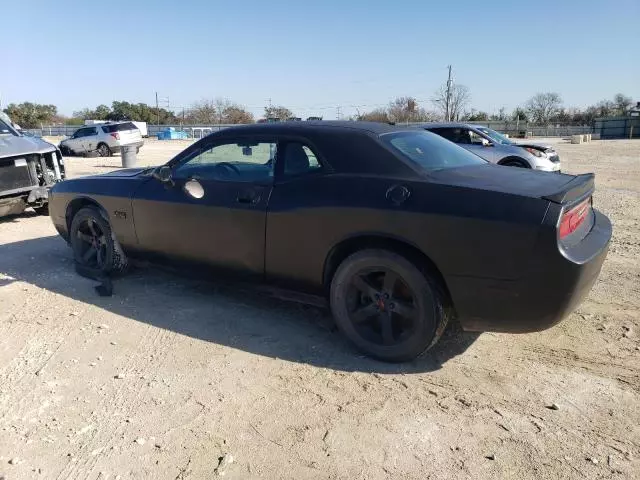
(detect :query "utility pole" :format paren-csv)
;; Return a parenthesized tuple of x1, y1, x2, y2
(155, 92, 159, 126)
(336, 106, 342, 120)
(445, 65, 453, 122)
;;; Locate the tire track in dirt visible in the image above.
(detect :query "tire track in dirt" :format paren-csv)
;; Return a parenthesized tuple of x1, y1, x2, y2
(78, 326, 181, 479)
(55, 312, 180, 480)
(521, 344, 640, 391)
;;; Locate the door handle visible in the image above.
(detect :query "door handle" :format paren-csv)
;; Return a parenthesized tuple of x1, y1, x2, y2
(236, 189, 261, 205)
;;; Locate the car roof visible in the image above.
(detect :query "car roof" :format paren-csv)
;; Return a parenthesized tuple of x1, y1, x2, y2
(421, 122, 499, 131)
(419, 122, 485, 129)
(213, 121, 414, 137)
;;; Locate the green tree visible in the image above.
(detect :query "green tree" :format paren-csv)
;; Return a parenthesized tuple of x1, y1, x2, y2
(107, 101, 176, 123)
(3, 102, 58, 128)
(467, 111, 489, 121)
(511, 107, 529, 123)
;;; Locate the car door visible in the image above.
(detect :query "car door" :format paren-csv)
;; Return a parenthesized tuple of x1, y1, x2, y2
(66, 128, 86, 153)
(80, 127, 99, 153)
(131, 136, 276, 276)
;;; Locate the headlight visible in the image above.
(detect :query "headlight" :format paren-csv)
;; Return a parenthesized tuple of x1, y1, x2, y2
(525, 147, 544, 157)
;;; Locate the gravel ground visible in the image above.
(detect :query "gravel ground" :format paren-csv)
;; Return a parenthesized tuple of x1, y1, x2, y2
(0, 138, 638, 479)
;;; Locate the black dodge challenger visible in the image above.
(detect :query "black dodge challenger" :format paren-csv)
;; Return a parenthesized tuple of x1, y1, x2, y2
(49, 122, 611, 362)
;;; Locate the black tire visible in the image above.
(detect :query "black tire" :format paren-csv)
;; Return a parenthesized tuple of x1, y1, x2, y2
(70, 207, 127, 274)
(501, 158, 529, 168)
(97, 143, 111, 157)
(330, 249, 448, 362)
(32, 204, 49, 216)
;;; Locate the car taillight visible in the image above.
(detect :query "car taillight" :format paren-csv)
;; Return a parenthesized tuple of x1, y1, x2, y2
(559, 197, 591, 239)
(110, 133, 120, 140)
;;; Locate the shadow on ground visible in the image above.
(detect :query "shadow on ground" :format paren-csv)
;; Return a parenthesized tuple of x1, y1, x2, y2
(0, 234, 480, 373)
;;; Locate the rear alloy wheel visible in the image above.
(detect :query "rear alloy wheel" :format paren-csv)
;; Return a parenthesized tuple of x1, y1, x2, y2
(97, 143, 111, 157)
(70, 207, 126, 274)
(330, 249, 448, 362)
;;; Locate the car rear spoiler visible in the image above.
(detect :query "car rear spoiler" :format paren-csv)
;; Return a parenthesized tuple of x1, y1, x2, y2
(543, 173, 594, 204)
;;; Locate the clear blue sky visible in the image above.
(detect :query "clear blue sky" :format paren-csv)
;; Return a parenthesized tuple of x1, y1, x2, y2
(4, 0, 639, 119)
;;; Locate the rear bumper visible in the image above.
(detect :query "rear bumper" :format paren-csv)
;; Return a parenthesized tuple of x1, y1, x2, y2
(449, 209, 611, 333)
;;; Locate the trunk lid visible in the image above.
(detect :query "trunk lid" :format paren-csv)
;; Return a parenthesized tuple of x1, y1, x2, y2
(428, 164, 576, 200)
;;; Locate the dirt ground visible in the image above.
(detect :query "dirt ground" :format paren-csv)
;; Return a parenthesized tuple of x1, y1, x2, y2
(0, 138, 638, 479)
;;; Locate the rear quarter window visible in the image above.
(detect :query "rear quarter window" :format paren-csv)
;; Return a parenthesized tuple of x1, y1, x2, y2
(382, 131, 487, 171)
(102, 123, 138, 133)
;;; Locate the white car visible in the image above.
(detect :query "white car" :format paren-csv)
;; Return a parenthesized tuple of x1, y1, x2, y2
(59, 121, 144, 157)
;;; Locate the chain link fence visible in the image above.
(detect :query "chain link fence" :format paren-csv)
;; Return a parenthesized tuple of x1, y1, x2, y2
(24, 121, 595, 139)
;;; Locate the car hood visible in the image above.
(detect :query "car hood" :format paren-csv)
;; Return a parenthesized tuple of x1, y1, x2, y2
(93, 168, 150, 178)
(0, 135, 58, 159)
(429, 164, 573, 199)
(512, 142, 555, 153)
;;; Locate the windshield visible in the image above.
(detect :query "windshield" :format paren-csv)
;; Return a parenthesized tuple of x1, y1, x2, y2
(0, 111, 20, 136)
(477, 127, 513, 145)
(382, 130, 487, 171)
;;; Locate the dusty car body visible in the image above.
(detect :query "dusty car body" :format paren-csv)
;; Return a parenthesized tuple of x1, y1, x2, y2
(0, 112, 65, 217)
(48, 122, 610, 362)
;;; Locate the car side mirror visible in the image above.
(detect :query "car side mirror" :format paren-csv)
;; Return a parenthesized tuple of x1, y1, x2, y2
(154, 165, 174, 185)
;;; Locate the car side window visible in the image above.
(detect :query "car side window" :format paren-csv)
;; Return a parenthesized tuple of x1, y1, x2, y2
(174, 141, 276, 183)
(281, 142, 322, 176)
(88, 127, 98, 137)
(73, 129, 85, 138)
(468, 129, 486, 145)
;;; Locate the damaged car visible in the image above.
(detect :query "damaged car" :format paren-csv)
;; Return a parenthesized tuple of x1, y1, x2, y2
(0, 111, 65, 217)
(424, 123, 561, 172)
(49, 122, 609, 362)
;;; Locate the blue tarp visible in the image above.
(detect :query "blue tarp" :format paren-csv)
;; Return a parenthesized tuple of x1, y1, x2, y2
(157, 127, 189, 140)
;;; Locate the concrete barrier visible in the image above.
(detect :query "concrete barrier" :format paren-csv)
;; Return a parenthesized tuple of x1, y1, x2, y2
(591, 133, 600, 140)
(571, 135, 583, 144)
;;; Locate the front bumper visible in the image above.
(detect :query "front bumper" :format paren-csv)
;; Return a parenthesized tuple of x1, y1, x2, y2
(535, 160, 561, 172)
(449, 209, 611, 333)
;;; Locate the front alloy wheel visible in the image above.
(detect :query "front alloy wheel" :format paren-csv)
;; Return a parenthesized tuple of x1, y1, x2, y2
(69, 207, 127, 274)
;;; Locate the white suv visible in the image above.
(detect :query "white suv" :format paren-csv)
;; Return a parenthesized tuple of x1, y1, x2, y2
(59, 122, 144, 157)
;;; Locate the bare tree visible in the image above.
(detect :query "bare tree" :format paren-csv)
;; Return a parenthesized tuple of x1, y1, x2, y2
(432, 84, 470, 121)
(387, 96, 438, 123)
(525, 92, 563, 125)
(264, 105, 293, 121)
(358, 108, 390, 123)
(184, 99, 218, 124)
(613, 93, 633, 115)
(221, 105, 254, 124)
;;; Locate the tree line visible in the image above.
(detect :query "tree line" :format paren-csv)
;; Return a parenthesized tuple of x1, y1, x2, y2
(2, 90, 635, 129)
(356, 86, 635, 126)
